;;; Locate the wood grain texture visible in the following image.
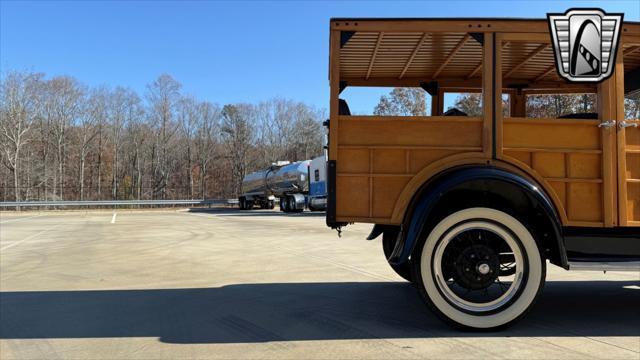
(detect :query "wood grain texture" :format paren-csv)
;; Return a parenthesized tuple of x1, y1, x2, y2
(618, 38, 640, 226)
(484, 33, 495, 157)
(329, 21, 639, 228)
(329, 30, 340, 161)
(503, 117, 606, 225)
(335, 116, 483, 223)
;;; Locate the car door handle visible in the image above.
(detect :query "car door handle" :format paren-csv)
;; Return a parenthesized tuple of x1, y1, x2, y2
(598, 120, 616, 129)
(618, 120, 639, 129)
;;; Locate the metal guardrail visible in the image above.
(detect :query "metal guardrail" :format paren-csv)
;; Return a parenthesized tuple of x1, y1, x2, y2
(0, 199, 239, 208)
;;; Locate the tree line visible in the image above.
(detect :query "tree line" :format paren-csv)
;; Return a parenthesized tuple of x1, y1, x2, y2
(0, 71, 325, 202)
(372, 87, 640, 119)
(3, 73, 639, 204)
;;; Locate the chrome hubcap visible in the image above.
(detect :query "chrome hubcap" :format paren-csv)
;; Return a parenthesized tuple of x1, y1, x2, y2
(477, 263, 491, 275)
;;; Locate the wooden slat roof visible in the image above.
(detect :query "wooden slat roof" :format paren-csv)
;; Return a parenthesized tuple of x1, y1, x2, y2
(341, 32, 483, 81)
(333, 18, 640, 90)
(623, 43, 640, 72)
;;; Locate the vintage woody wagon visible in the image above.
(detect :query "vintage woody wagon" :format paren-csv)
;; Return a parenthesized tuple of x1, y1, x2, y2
(325, 17, 640, 329)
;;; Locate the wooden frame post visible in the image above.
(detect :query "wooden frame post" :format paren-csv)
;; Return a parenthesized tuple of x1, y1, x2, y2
(512, 89, 526, 117)
(430, 89, 444, 116)
(482, 32, 495, 158)
(430, 94, 439, 116)
(597, 64, 618, 228)
(329, 30, 341, 161)
(614, 44, 628, 226)
(494, 34, 504, 159)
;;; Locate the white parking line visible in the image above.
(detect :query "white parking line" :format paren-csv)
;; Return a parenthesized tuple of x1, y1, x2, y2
(0, 214, 44, 224)
(111, 212, 117, 224)
(0, 223, 61, 251)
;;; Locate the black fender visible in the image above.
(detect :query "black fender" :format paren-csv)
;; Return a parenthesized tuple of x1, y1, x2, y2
(388, 166, 567, 268)
(366, 224, 399, 240)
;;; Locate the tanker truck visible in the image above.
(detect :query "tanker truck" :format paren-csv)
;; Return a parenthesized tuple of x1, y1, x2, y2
(239, 160, 311, 212)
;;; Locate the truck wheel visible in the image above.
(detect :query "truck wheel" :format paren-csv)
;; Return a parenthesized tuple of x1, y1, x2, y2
(280, 197, 289, 212)
(287, 196, 302, 213)
(382, 231, 413, 282)
(412, 207, 545, 330)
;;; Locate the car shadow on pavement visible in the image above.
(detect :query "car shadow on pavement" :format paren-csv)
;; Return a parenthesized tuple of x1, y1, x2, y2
(1, 280, 638, 344)
(188, 208, 326, 217)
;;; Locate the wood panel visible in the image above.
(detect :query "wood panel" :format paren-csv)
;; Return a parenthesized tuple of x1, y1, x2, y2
(335, 116, 483, 222)
(598, 75, 618, 227)
(616, 39, 640, 226)
(503, 117, 605, 226)
(329, 30, 340, 161)
(331, 23, 638, 227)
(618, 117, 640, 227)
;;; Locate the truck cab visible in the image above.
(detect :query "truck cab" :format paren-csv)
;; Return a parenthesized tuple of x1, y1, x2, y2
(326, 17, 640, 329)
(308, 155, 327, 211)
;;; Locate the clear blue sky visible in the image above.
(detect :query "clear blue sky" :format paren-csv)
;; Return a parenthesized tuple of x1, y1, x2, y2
(1, 1, 638, 114)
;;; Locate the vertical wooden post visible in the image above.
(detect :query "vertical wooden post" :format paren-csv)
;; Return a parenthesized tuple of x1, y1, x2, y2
(431, 89, 444, 116)
(430, 94, 439, 116)
(512, 90, 526, 117)
(507, 89, 515, 117)
(329, 29, 341, 162)
(494, 34, 504, 159)
(597, 60, 619, 227)
(614, 45, 627, 226)
(327, 28, 341, 223)
(482, 32, 496, 158)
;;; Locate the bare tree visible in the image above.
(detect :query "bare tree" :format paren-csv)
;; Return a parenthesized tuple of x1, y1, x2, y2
(255, 98, 298, 165)
(178, 96, 199, 198)
(221, 104, 255, 197)
(0, 69, 330, 202)
(107, 87, 141, 199)
(47, 76, 83, 199)
(123, 101, 147, 200)
(527, 94, 596, 118)
(450, 93, 508, 116)
(83, 87, 109, 199)
(146, 74, 182, 199)
(76, 89, 104, 200)
(0, 71, 43, 205)
(195, 101, 220, 199)
(291, 104, 324, 160)
(374, 88, 427, 116)
(625, 94, 639, 120)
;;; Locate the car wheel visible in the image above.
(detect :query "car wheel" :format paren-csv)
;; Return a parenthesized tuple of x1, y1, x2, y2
(412, 207, 545, 330)
(382, 230, 413, 282)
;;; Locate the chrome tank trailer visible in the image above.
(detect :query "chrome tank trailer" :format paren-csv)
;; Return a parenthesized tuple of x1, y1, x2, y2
(242, 160, 310, 197)
(239, 160, 311, 211)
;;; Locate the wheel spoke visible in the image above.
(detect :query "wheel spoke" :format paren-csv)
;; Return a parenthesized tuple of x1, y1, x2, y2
(434, 223, 524, 312)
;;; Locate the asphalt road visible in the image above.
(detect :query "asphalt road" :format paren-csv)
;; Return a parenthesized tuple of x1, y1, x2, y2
(1, 209, 639, 359)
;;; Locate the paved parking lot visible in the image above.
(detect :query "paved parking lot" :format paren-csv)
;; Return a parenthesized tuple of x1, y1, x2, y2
(0, 209, 639, 359)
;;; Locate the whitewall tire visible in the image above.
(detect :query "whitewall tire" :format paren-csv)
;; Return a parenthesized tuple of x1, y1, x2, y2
(413, 207, 545, 329)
